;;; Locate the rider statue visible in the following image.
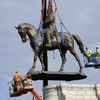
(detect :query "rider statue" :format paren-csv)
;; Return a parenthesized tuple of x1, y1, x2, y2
(43, 8, 55, 47)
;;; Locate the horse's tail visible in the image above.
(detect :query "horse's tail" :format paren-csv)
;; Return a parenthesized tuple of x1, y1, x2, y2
(72, 34, 87, 57)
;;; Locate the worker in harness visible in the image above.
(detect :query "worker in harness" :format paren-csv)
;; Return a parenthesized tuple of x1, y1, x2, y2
(43, 8, 55, 47)
(85, 47, 92, 62)
(13, 71, 23, 91)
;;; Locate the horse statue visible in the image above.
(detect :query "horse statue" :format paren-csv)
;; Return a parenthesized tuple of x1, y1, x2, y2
(15, 23, 87, 73)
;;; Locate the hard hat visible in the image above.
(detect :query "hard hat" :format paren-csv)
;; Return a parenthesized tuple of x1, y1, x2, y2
(16, 71, 19, 73)
(96, 46, 98, 48)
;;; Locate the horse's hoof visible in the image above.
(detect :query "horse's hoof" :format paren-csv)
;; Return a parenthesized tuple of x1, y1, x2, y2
(41, 69, 44, 71)
(79, 69, 83, 73)
(58, 69, 63, 72)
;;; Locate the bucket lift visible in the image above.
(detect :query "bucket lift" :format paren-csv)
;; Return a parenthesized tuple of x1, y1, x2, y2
(8, 74, 42, 100)
(83, 53, 100, 68)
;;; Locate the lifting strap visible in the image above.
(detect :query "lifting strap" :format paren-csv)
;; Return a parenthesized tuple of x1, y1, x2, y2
(34, 0, 45, 49)
(34, 0, 74, 49)
(34, 21, 43, 49)
(53, 0, 74, 47)
(48, 0, 55, 18)
(34, 0, 56, 49)
(60, 21, 74, 47)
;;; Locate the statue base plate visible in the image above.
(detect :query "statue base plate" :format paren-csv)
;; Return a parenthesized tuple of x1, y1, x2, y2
(27, 71, 87, 81)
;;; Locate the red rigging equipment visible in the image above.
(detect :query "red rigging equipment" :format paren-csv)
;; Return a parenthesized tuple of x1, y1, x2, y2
(8, 74, 43, 100)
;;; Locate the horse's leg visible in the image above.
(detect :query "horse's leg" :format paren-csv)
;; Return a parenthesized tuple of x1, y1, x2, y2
(30, 47, 39, 71)
(38, 52, 45, 71)
(58, 52, 66, 72)
(69, 48, 83, 73)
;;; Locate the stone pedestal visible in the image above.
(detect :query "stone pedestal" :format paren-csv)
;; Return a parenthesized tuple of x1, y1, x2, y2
(43, 83, 100, 100)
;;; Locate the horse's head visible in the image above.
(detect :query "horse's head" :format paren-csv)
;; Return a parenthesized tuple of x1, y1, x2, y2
(15, 25, 27, 43)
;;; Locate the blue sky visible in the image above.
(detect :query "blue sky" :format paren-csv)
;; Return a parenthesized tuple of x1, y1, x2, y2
(1, 0, 100, 100)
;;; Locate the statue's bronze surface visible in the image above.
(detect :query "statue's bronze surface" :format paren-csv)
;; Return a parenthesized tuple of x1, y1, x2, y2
(43, 9, 55, 47)
(15, 23, 87, 73)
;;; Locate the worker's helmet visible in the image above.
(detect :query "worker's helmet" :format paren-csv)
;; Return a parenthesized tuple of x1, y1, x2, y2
(16, 71, 19, 73)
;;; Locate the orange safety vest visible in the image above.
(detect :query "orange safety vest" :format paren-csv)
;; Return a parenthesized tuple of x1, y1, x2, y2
(13, 73, 22, 81)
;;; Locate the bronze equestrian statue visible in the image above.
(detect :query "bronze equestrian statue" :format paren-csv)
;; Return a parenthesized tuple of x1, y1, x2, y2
(15, 23, 87, 73)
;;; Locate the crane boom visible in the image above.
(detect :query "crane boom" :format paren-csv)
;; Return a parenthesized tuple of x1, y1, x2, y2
(31, 88, 43, 100)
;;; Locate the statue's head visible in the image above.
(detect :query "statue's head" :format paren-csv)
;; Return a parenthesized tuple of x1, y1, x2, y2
(15, 25, 27, 43)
